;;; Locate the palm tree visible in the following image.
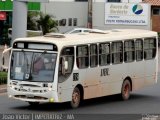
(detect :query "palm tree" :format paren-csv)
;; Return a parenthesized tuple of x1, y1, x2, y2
(37, 13, 58, 35)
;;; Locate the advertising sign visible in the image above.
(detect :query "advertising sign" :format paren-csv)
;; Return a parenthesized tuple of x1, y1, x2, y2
(0, 0, 40, 11)
(105, 3, 149, 25)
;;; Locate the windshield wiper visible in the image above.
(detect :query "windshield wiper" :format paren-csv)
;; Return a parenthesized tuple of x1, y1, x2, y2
(21, 49, 32, 80)
(39, 49, 47, 57)
(31, 50, 47, 75)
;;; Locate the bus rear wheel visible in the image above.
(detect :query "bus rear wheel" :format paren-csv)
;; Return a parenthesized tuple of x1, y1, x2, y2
(70, 87, 81, 108)
(121, 80, 131, 100)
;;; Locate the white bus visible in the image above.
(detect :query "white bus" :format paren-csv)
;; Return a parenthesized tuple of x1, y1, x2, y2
(7, 29, 158, 108)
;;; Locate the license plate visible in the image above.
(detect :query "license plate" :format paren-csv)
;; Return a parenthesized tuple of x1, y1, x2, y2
(26, 94, 34, 98)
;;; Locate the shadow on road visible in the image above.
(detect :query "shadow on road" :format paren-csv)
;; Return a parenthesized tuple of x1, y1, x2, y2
(10, 93, 157, 112)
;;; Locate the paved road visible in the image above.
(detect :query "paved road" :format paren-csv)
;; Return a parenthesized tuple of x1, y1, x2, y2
(0, 77, 160, 120)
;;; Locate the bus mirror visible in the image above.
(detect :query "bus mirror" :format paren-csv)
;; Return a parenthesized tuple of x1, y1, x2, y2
(2, 47, 12, 71)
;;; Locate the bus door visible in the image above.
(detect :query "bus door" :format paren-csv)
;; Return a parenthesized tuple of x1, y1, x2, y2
(58, 47, 75, 102)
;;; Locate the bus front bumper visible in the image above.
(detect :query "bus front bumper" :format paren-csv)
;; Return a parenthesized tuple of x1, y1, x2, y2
(7, 86, 60, 103)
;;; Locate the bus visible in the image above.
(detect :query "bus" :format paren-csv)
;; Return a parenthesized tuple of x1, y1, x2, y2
(7, 29, 158, 108)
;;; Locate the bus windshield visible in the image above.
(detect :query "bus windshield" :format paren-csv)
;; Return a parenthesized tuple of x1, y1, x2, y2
(10, 51, 57, 82)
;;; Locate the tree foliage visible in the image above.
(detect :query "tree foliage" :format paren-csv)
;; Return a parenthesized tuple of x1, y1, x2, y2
(27, 12, 58, 35)
(36, 13, 58, 35)
(27, 11, 39, 30)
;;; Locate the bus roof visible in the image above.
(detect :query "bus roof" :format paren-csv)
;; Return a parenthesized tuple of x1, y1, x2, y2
(14, 29, 157, 48)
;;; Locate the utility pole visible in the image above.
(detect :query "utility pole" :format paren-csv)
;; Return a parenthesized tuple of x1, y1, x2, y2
(88, 0, 93, 28)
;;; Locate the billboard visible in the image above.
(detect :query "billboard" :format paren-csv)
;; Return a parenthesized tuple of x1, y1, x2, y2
(0, 0, 40, 11)
(105, 3, 149, 25)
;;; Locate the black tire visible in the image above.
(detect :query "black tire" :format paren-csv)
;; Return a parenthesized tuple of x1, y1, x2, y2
(28, 102, 39, 106)
(70, 87, 81, 108)
(121, 80, 131, 100)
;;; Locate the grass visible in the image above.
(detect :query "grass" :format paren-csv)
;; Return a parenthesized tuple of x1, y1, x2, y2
(0, 72, 7, 84)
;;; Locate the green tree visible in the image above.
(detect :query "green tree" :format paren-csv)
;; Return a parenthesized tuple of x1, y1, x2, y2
(36, 13, 58, 35)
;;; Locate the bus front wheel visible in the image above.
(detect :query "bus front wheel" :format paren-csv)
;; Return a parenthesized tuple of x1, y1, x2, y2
(121, 80, 131, 100)
(70, 87, 81, 108)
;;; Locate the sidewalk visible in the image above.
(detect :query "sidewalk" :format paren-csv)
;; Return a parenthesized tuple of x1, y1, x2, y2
(0, 84, 7, 93)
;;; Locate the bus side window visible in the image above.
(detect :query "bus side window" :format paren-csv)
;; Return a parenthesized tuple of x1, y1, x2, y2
(135, 39, 143, 61)
(99, 43, 110, 66)
(76, 45, 89, 69)
(112, 41, 123, 64)
(144, 38, 156, 60)
(90, 44, 98, 67)
(58, 47, 74, 83)
(124, 40, 135, 62)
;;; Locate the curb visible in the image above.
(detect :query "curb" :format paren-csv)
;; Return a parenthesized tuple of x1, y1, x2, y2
(0, 88, 7, 93)
(0, 85, 7, 93)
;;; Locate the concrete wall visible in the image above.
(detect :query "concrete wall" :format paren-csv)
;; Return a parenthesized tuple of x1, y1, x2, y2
(41, 1, 151, 33)
(41, 2, 88, 33)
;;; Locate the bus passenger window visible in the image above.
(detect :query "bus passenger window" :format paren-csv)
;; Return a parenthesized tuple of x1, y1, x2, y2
(144, 38, 156, 60)
(124, 40, 135, 62)
(99, 43, 110, 66)
(135, 39, 143, 61)
(112, 42, 123, 64)
(76, 45, 89, 69)
(90, 44, 98, 67)
(58, 47, 74, 83)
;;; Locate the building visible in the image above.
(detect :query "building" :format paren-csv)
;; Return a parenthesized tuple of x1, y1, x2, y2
(143, 0, 160, 32)
(41, 0, 151, 33)
(0, 0, 154, 45)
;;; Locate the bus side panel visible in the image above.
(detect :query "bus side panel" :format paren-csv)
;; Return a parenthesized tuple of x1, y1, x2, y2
(144, 59, 157, 86)
(100, 64, 127, 97)
(127, 61, 145, 91)
(57, 73, 74, 103)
